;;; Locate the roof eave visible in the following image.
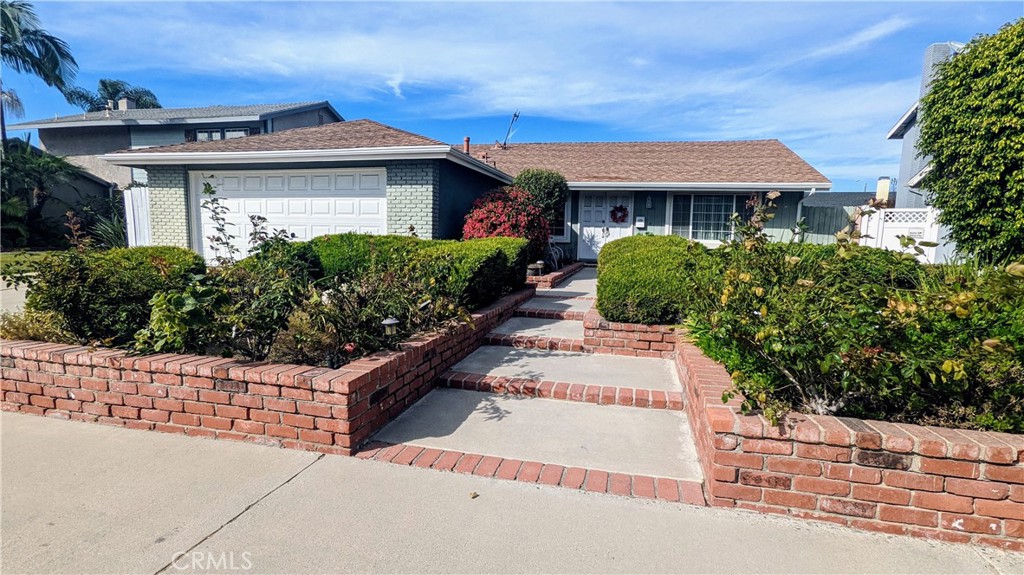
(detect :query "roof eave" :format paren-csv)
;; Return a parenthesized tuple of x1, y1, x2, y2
(99, 145, 512, 183)
(887, 102, 919, 140)
(12, 115, 269, 130)
(568, 181, 831, 191)
(260, 101, 345, 122)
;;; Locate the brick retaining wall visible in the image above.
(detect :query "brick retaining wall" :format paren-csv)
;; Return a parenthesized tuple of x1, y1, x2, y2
(1, 288, 534, 456)
(675, 341, 1024, 551)
(582, 309, 677, 359)
(527, 262, 585, 289)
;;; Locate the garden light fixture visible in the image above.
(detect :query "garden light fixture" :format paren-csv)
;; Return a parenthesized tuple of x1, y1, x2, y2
(382, 317, 400, 336)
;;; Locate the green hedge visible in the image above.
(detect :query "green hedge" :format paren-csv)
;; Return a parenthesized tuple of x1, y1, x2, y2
(596, 235, 721, 325)
(414, 237, 529, 309)
(25, 247, 205, 346)
(309, 234, 425, 280)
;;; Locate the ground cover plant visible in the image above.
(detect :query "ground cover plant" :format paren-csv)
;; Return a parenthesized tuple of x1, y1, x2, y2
(597, 196, 1024, 432)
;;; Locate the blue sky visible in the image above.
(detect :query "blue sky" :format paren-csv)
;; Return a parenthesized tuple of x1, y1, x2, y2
(6, 1, 1022, 191)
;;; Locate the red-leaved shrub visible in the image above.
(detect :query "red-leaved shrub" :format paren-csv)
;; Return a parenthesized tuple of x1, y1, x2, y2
(463, 186, 549, 259)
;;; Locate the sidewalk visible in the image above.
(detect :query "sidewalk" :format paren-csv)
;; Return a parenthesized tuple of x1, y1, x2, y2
(3, 413, 1021, 574)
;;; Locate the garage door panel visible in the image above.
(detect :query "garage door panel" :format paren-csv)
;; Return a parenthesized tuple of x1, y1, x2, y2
(359, 173, 381, 190)
(335, 174, 357, 191)
(243, 176, 263, 191)
(195, 169, 387, 260)
(265, 176, 285, 191)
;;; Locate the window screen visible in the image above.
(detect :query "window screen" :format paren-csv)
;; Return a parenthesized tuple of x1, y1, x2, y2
(672, 195, 691, 238)
(691, 195, 735, 241)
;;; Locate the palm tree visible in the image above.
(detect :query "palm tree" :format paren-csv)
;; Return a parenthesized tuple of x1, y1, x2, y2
(0, 0, 78, 141)
(65, 78, 161, 112)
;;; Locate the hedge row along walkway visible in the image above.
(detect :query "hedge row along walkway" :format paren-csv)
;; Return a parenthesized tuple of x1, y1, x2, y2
(368, 266, 707, 502)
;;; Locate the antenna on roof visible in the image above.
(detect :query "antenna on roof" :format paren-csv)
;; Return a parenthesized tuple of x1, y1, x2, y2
(501, 111, 519, 149)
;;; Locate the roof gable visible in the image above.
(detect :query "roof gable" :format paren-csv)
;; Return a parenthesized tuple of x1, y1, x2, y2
(467, 140, 830, 186)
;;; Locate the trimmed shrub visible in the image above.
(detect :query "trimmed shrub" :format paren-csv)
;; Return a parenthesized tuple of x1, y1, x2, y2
(463, 186, 549, 261)
(415, 237, 529, 309)
(597, 235, 721, 325)
(513, 168, 570, 222)
(0, 309, 75, 343)
(23, 247, 204, 346)
(309, 233, 425, 280)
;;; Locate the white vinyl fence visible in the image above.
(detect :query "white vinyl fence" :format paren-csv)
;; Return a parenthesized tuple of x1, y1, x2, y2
(859, 208, 942, 263)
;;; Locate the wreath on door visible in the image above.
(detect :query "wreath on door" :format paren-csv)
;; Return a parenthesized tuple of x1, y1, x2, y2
(609, 204, 629, 224)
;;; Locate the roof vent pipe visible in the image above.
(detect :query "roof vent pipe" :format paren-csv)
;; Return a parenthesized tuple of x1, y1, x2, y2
(463, 136, 470, 154)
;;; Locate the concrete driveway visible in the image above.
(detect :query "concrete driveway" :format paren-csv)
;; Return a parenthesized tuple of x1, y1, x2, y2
(2, 413, 1022, 574)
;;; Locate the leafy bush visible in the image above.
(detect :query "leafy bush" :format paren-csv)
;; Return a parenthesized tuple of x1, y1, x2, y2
(512, 168, 570, 222)
(19, 246, 204, 346)
(0, 310, 75, 343)
(135, 201, 318, 361)
(463, 186, 549, 261)
(269, 261, 470, 368)
(597, 235, 721, 325)
(414, 237, 529, 309)
(596, 197, 1024, 432)
(309, 233, 424, 280)
(918, 19, 1024, 262)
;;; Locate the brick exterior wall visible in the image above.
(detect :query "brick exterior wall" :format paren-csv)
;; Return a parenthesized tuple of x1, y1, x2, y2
(675, 341, 1024, 551)
(1, 288, 534, 455)
(143, 165, 190, 247)
(386, 160, 439, 238)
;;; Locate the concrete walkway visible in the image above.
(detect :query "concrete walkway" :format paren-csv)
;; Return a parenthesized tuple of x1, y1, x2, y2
(535, 266, 597, 298)
(489, 316, 584, 340)
(3, 413, 1022, 574)
(374, 388, 701, 479)
(453, 346, 680, 390)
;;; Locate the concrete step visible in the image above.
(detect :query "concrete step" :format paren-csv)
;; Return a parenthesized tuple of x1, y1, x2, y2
(367, 388, 704, 502)
(535, 266, 597, 299)
(486, 317, 585, 352)
(514, 295, 592, 321)
(439, 346, 682, 410)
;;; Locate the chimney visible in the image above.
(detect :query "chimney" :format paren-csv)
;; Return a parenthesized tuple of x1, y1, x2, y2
(875, 177, 891, 201)
(117, 97, 136, 110)
(463, 136, 470, 154)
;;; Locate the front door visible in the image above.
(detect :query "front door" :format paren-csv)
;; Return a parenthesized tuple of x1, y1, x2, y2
(578, 191, 633, 260)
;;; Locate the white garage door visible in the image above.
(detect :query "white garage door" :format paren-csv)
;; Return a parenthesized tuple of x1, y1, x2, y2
(190, 168, 387, 260)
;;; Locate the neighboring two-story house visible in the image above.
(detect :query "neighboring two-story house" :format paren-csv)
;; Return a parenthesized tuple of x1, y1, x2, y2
(9, 100, 343, 187)
(883, 42, 963, 262)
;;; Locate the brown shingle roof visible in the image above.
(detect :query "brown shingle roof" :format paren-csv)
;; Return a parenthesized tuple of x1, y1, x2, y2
(117, 119, 444, 154)
(467, 140, 830, 185)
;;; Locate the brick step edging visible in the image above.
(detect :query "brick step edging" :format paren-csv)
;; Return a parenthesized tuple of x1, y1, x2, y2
(485, 333, 586, 352)
(438, 370, 683, 410)
(355, 441, 706, 505)
(514, 308, 587, 321)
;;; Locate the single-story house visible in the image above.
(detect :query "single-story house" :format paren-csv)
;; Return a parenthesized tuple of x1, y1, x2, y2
(468, 140, 830, 260)
(100, 120, 510, 258)
(10, 101, 342, 187)
(101, 118, 832, 262)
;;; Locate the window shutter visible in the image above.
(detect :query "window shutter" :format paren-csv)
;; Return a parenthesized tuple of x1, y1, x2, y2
(185, 129, 197, 142)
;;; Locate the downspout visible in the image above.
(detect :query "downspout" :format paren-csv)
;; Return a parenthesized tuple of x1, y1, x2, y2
(795, 188, 815, 242)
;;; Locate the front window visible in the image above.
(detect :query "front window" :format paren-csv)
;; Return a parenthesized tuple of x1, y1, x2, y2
(224, 128, 250, 139)
(672, 193, 759, 243)
(550, 198, 569, 240)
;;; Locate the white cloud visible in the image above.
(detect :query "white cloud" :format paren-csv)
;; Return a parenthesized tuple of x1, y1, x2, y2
(24, 2, 1022, 186)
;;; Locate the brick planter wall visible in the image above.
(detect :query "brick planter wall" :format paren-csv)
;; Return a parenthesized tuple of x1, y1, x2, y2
(582, 309, 678, 359)
(527, 262, 585, 290)
(675, 341, 1024, 551)
(1, 288, 534, 456)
